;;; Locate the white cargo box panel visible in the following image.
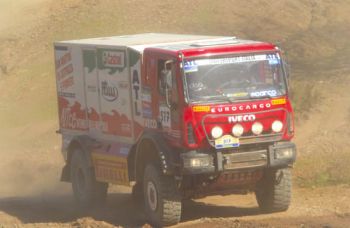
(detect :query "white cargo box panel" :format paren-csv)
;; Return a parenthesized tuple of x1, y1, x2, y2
(55, 43, 134, 143)
(55, 45, 88, 133)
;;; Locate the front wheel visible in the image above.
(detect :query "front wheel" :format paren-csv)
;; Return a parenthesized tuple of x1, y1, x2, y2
(143, 163, 182, 227)
(255, 168, 292, 213)
(70, 149, 108, 208)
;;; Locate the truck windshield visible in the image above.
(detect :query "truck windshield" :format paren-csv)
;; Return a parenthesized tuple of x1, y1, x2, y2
(184, 53, 287, 103)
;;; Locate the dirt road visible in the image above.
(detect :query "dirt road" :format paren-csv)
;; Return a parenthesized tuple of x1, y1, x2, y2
(0, 185, 349, 227)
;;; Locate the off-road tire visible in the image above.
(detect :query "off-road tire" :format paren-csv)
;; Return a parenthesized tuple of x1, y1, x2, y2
(255, 168, 292, 213)
(70, 149, 108, 208)
(143, 163, 182, 227)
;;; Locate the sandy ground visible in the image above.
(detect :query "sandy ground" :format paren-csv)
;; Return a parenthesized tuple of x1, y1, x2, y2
(0, 185, 349, 227)
(1, 0, 350, 227)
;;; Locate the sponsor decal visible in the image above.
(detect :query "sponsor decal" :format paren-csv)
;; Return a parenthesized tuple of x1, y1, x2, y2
(272, 98, 286, 105)
(211, 102, 271, 113)
(266, 53, 280, 65)
(195, 54, 271, 66)
(193, 105, 210, 112)
(227, 92, 249, 98)
(228, 114, 256, 123)
(92, 153, 129, 186)
(57, 64, 73, 81)
(188, 53, 281, 68)
(61, 107, 87, 129)
(184, 60, 198, 73)
(189, 82, 204, 90)
(159, 105, 171, 128)
(59, 76, 74, 90)
(250, 90, 277, 98)
(142, 86, 152, 118)
(118, 81, 129, 89)
(102, 50, 125, 68)
(56, 51, 74, 91)
(87, 85, 97, 93)
(58, 92, 75, 98)
(56, 52, 71, 69)
(144, 119, 157, 129)
(97, 49, 126, 74)
(101, 80, 118, 102)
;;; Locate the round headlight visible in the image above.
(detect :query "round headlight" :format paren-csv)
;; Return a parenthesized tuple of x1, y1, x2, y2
(272, 120, 283, 133)
(211, 126, 223, 139)
(232, 124, 244, 137)
(252, 122, 263, 135)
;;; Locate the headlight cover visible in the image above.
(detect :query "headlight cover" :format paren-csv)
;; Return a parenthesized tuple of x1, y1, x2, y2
(211, 126, 223, 139)
(272, 120, 283, 133)
(232, 124, 244, 137)
(252, 122, 263, 135)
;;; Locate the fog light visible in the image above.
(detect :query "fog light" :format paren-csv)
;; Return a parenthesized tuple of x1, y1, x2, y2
(211, 126, 223, 139)
(232, 124, 244, 137)
(272, 120, 283, 133)
(184, 157, 211, 168)
(252, 122, 263, 135)
(275, 147, 294, 159)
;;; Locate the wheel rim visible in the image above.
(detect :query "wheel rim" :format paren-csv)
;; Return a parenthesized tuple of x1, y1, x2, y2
(147, 181, 158, 211)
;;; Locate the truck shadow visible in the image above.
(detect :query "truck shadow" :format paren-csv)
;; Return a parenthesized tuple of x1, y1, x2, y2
(182, 199, 260, 222)
(0, 192, 261, 227)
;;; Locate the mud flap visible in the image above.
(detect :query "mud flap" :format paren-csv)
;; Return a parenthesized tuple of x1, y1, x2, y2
(60, 164, 70, 182)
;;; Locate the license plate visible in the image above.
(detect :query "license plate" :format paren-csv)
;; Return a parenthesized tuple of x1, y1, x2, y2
(215, 135, 239, 149)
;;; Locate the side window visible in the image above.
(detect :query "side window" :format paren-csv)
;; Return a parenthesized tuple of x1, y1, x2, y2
(158, 59, 166, 95)
(157, 58, 179, 108)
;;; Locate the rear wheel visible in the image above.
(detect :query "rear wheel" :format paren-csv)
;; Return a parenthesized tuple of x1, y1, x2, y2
(143, 163, 182, 227)
(255, 168, 292, 212)
(70, 149, 108, 207)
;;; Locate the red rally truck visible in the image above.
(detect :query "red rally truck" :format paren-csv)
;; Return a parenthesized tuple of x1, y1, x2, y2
(54, 33, 296, 226)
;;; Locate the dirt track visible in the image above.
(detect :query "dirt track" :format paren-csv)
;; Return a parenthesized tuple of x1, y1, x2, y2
(0, 185, 350, 227)
(1, 0, 350, 227)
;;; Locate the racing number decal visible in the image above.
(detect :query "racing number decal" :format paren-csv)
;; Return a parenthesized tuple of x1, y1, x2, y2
(159, 106, 171, 128)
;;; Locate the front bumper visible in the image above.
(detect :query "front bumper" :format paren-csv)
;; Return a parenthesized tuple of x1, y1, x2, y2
(180, 142, 296, 175)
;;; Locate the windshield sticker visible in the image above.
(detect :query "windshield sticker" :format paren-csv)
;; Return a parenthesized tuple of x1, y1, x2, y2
(266, 54, 280, 65)
(250, 90, 277, 98)
(189, 82, 205, 90)
(195, 54, 268, 66)
(184, 61, 198, 73)
(226, 92, 249, 98)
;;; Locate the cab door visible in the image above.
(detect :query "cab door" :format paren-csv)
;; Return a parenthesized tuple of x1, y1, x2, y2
(156, 55, 181, 144)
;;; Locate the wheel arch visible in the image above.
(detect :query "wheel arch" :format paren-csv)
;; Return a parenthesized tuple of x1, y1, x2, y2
(61, 135, 94, 182)
(132, 131, 179, 183)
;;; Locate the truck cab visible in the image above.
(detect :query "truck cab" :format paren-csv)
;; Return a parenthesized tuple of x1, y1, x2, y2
(54, 34, 296, 227)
